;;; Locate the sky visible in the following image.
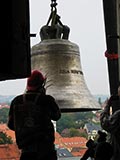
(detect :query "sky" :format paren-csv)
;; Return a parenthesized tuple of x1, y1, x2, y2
(0, 0, 110, 96)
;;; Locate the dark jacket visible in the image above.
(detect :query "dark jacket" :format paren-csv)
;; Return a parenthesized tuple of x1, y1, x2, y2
(7, 91, 61, 150)
(95, 141, 113, 160)
(100, 102, 120, 160)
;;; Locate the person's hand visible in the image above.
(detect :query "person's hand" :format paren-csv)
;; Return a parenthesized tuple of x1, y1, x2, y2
(101, 98, 110, 112)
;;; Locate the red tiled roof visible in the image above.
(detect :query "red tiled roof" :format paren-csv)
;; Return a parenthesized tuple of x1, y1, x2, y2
(0, 124, 8, 131)
(55, 133, 87, 153)
(55, 132, 62, 139)
(0, 125, 88, 158)
(0, 144, 20, 159)
(60, 137, 87, 148)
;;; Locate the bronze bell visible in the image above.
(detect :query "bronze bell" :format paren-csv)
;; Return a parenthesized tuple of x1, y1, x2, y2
(31, 1, 101, 112)
(31, 39, 101, 112)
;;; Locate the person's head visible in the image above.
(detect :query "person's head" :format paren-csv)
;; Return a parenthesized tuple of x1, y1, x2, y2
(97, 130, 107, 143)
(26, 70, 46, 92)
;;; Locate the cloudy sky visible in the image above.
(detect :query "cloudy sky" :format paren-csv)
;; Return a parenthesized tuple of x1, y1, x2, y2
(0, 0, 110, 96)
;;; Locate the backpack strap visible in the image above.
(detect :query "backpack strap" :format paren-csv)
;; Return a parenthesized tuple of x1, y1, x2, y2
(21, 93, 41, 127)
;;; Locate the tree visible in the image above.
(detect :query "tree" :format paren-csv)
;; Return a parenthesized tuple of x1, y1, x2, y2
(56, 113, 77, 133)
(0, 132, 13, 144)
(0, 108, 9, 123)
(56, 112, 95, 134)
(69, 128, 82, 137)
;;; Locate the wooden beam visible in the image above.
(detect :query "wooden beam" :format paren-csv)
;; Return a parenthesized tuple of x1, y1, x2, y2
(103, 0, 119, 95)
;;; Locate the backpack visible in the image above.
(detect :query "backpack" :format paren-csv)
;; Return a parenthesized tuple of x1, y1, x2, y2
(13, 94, 54, 149)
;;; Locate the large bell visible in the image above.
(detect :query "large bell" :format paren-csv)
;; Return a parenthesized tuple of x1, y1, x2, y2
(31, 39, 101, 112)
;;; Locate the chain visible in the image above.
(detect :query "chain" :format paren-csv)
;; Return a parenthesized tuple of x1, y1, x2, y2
(46, 0, 58, 26)
(50, 0, 57, 11)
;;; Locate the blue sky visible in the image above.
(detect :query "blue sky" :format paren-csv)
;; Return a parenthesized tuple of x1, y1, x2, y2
(0, 0, 110, 96)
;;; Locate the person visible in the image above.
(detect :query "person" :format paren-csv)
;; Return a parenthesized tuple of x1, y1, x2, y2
(100, 85, 120, 160)
(95, 130, 113, 160)
(7, 69, 61, 160)
(80, 130, 113, 160)
(80, 138, 96, 160)
(95, 141, 113, 160)
(96, 130, 107, 143)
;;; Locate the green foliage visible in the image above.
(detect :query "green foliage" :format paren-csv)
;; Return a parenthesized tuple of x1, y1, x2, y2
(78, 131, 88, 138)
(57, 113, 77, 133)
(74, 112, 94, 122)
(61, 127, 88, 138)
(56, 111, 95, 134)
(68, 128, 80, 137)
(0, 132, 13, 144)
(0, 108, 9, 123)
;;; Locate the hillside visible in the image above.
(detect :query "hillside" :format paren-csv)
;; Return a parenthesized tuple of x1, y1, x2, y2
(0, 95, 15, 103)
(0, 95, 108, 104)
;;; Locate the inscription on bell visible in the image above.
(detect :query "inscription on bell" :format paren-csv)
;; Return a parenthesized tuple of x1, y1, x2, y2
(60, 69, 83, 75)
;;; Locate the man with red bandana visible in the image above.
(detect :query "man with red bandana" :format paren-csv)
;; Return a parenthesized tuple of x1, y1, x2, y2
(7, 70, 61, 160)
